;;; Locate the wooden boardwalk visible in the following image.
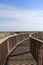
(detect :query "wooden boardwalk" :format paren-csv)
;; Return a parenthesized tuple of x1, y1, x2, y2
(8, 40, 37, 65)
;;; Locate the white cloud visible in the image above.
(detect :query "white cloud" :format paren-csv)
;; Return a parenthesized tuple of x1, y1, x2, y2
(0, 3, 43, 31)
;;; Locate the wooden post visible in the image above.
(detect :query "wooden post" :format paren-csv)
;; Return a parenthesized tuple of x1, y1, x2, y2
(38, 44, 43, 65)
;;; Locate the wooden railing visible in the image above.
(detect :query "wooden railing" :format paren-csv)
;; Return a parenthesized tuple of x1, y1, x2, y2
(1, 32, 43, 65)
(0, 33, 29, 65)
(30, 32, 43, 65)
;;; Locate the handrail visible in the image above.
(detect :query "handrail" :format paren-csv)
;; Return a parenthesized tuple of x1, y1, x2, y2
(29, 33, 43, 43)
(0, 33, 29, 65)
(29, 32, 43, 65)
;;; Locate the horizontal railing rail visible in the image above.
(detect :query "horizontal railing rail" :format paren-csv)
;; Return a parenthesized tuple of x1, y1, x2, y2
(29, 32, 43, 65)
(0, 33, 29, 65)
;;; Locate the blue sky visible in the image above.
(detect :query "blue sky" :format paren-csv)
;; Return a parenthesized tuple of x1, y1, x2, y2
(0, 0, 43, 9)
(0, 0, 43, 31)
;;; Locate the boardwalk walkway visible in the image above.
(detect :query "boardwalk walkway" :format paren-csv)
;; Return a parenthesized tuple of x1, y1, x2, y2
(7, 40, 37, 65)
